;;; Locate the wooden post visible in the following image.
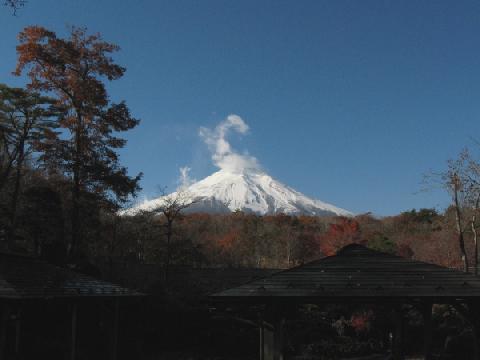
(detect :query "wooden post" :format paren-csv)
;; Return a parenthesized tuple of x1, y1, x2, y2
(273, 316, 285, 360)
(473, 321, 480, 360)
(470, 304, 480, 360)
(0, 304, 11, 360)
(110, 299, 120, 360)
(14, 306, 21, 357)
(392, 306, 404, 360)
(259, 322, 264, 360)
(463, 301, 480, 360)
(423, 303, 433, 360)
(263, 304, 287, 360)
(70, 303, 78, 360)
(260, 321, 274, 360)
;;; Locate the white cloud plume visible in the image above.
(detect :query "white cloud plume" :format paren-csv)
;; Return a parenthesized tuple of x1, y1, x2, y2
(199, 114, 261, 174)
(177, 166, 196, 190)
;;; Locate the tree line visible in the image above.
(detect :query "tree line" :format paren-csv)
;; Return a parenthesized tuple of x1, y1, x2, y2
(101, 208, 474, 271)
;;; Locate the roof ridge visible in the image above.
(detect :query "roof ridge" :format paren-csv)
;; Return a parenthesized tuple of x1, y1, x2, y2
(0, 250, 39, 259)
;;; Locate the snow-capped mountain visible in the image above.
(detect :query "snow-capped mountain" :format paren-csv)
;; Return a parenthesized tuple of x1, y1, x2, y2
(125, 169, 352, 217)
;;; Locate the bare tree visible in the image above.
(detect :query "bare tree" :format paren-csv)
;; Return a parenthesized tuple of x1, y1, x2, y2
(458, 150, 480, 274)
(450, 170, 469, 272)
(426, 149, 480, 273)
(150, 188, 195, 284)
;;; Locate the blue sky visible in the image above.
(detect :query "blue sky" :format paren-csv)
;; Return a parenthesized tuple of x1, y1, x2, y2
(2, 0, 480, 216)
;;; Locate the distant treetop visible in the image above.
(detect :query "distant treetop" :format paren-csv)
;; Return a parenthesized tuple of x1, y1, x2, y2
(4, 0, 27, 15)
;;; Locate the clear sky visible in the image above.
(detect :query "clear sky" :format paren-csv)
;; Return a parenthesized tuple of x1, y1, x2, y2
(2, 0, 480, 216)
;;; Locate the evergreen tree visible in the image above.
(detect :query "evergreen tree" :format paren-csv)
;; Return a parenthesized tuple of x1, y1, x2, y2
(0, 84, 59, 248)
(14, 26, 142, 260)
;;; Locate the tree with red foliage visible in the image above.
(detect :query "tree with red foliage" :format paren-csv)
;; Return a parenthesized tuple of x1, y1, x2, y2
(14, 26, 142, 260)
(217, 230, 238, 252)
(319, 217, 362, 256)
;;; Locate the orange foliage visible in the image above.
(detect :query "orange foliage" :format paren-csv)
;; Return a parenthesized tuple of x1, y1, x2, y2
(217, 230, 238, 251)
(319, 217, 362, 256)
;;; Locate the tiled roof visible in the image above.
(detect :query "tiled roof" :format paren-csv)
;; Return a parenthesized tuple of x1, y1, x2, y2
(211, 244, 480, 301)
(0, 252, 143, 299)
(103, 262, 278, 294)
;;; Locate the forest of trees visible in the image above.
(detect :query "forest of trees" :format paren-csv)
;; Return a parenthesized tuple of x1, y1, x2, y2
(103, 208, 474, 271)
(2, 25, 480, 279)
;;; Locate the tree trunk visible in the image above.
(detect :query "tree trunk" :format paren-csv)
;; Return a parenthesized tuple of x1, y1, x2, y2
(472, 217, 478, 276)
(0, 161, 14, 193)
(453, 181, 469, 272)
(0, 144, 19, 193)
(70, 113, 83, 262)
(7, 139, 25, 250)
(109, 215, 118, 277)
(472, 194, 480, 275)
(71, 168, 80, 260)
(286, 239, 291, 267)
(165, 218, 173, 285)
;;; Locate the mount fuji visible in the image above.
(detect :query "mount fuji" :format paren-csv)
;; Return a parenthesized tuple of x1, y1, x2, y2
(126, 168, 352, 217)
(125, 114, 352, 217)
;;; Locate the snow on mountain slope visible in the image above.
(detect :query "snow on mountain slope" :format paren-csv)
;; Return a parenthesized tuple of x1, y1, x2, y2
(125, 169, 352, 217)
(124, 114, 352, 217)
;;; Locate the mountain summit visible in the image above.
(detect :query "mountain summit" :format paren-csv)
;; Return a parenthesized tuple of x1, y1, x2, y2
(126, 115, 352, 217)
(126, 168, 352, 217)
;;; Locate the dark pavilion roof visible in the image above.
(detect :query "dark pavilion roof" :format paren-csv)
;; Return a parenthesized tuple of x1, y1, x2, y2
(211, 244, 480, 302)
(0, 252, 143, 300)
